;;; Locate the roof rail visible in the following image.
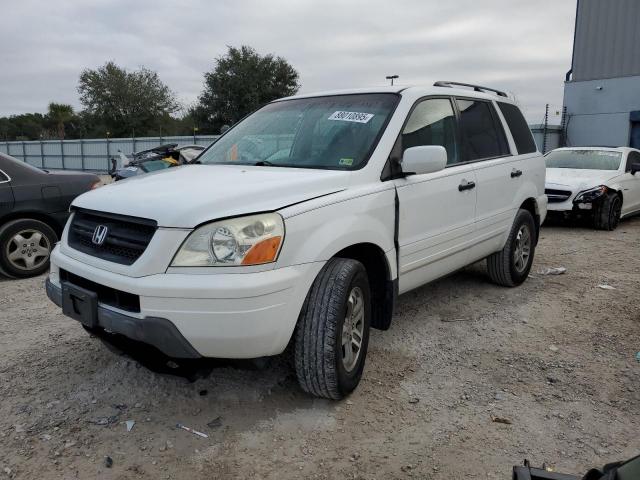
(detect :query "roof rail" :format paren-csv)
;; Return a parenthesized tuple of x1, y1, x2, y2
(433, 81, 508, 98)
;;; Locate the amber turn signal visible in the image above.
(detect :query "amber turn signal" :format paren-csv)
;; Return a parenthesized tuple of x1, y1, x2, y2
(241, 236, 282, 265)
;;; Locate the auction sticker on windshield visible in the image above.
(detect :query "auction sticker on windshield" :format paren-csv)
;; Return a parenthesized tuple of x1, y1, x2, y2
(328, 111, 374, 123)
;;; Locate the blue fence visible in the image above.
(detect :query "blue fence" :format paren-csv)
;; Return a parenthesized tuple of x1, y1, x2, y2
(0, 135, 219, 172)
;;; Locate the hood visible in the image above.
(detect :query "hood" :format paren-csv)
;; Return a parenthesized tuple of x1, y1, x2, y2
(545, 168, 619, 191)
(72, 164, 350, 228)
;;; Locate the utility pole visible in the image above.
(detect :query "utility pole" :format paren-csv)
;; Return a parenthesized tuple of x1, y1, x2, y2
(385, 75, 399, 86)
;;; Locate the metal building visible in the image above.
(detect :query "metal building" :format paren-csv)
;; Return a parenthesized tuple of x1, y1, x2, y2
(563, 0, 640, 148)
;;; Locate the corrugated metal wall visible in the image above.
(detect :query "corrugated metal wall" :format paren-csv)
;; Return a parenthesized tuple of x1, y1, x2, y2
(0, 135, 219, 172)
(572, 0, 640, 81)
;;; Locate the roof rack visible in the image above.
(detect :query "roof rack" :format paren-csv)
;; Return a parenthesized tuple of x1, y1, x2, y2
(433, 81, 508, 98)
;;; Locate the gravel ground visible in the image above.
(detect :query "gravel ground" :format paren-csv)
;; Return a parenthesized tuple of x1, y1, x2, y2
(1, 217, 639, 479)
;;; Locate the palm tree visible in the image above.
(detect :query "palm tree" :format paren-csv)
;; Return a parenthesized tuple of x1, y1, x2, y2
(47, 103, 74, 139)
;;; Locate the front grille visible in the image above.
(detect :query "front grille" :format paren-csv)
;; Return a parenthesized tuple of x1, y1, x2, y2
(60, 269, 140, 313)
(67, 209, 157, 265)
(545, 188, 572, 203)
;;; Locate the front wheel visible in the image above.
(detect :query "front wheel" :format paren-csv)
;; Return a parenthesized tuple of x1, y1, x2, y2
(593, 192, 622, 231)
(294, 258, 371, 399)
(487, 209, 536, 287)
(0, 219, 57, 278)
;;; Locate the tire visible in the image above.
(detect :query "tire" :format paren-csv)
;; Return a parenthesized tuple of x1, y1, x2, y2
(593, 192, 622, 231)
(0, 219, 57, 278)
(487, 209, 536, 287)
(294, 258, 371, 400)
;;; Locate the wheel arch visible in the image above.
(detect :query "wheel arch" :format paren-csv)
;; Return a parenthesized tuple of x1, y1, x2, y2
(333, 242, 397, 331)
(0, 211, 64, 237)
(519, 197, 540, 244)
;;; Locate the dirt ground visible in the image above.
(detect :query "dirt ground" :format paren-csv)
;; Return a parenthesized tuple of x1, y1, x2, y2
(1, 217, 639, 480)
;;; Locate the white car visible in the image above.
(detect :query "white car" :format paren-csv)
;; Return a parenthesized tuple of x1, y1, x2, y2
(46, 82, 547, 399)
(545, 147, 640, 230)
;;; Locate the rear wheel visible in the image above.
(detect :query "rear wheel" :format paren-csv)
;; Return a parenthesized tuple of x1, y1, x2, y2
(0, 219, 57, 278)
(294, 258, 371, 399)
(487, 209, 536, 287)
(593, 192, 622, 231)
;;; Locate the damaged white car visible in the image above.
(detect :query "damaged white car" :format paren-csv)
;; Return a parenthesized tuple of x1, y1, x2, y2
(545, 147, 640, 230)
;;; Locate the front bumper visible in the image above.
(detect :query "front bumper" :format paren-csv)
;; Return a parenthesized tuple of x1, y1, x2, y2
(48, 246, 324, 359)
(46, 279, 202, 358)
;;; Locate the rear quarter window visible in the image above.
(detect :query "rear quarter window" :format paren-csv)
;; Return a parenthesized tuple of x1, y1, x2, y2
(497, 102, 537, 154)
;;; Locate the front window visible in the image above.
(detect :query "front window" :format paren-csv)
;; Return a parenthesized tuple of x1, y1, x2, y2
(545, 150, 622, 170)
(197, 94, 399, 170)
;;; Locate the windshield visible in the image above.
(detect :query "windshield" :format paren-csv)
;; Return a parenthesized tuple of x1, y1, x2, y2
(197, 93, 399, 170)
(545, 150, 622, 170)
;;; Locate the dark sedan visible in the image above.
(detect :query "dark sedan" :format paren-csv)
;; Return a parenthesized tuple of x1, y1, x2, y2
(0, 153, 100, 278)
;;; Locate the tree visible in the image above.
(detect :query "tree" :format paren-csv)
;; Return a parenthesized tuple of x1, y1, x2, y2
(77, 61, 179, 137)
(197, 46, 300, 132)
(45, 103, 74, 139)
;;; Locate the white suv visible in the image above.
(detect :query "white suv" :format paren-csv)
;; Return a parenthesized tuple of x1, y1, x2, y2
(46, 82, 547, 399)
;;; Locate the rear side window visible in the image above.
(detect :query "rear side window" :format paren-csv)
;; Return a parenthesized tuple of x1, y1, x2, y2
(456, 99, 509, 161)
(0, 170, 8, 182)
(402, 98, 460, 165)
(498, 102, 537, 154)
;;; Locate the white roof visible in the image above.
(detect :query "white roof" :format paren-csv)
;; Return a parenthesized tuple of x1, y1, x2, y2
(278, 84, 517, 105)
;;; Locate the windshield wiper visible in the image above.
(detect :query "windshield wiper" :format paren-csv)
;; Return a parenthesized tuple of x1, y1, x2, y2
(253, 160, 278, 166)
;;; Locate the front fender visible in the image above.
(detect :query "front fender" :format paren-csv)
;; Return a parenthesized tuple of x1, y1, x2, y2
(276, 187, 396, 274)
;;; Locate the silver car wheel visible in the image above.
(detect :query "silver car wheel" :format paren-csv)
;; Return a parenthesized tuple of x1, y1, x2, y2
(513, 224, 531, 273)
(5, 229, 51, 271)
(341, 286, 365, 372)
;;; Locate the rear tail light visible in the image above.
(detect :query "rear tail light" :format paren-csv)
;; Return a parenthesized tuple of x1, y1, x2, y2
(90, 180, 102, 190)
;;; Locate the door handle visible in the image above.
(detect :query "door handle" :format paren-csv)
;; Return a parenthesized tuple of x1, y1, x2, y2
(458, 179, 476, 191)
(511, 168, 523, 178)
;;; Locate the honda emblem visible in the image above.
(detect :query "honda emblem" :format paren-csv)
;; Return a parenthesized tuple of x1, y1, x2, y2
(92, 225, 109, 246)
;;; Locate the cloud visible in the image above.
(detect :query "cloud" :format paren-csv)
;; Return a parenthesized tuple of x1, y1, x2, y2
(0, 0, 575, 121)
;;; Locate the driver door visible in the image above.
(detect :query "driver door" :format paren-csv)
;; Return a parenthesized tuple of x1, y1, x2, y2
(0, 169, 14, 217)
(620, 151, 640, 215)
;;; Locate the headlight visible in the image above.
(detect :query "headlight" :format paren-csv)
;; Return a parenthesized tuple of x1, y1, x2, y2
(574, 185, 607, 203)
(171, 213, 284, 267)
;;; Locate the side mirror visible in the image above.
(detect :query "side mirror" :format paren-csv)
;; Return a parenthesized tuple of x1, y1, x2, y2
(401, 145, 447, 176)
(631, 162, 640, 175)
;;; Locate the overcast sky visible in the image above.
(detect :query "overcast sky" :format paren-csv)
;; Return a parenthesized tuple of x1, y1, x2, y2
(0, 0, 576, 122)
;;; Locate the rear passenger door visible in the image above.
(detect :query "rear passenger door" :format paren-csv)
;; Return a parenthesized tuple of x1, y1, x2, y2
(394, 97, 478, 294)
(455, 98, 521, 261)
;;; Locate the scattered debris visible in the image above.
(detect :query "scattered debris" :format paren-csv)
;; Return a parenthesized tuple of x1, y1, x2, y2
(441, 317, 471, 322)
(13, 425, 24, 434)
(4, 467, 12, 476)
(112, 403, 128, 411)
(176, 423, 208, 438)
(408, 397, 420, 404)
(494, 392, 506, 401)
(207, 416, 222, 429)
(104, 456, 113, 468)
(549, 345, 559, 352)
(597, 284, 616, 290)
(125, 420, 135, 432)
(41, 434, 52, 441)
(88, 415, 119, 426)
(491, 415, 512, 425)
(537, 267, 566, 275)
